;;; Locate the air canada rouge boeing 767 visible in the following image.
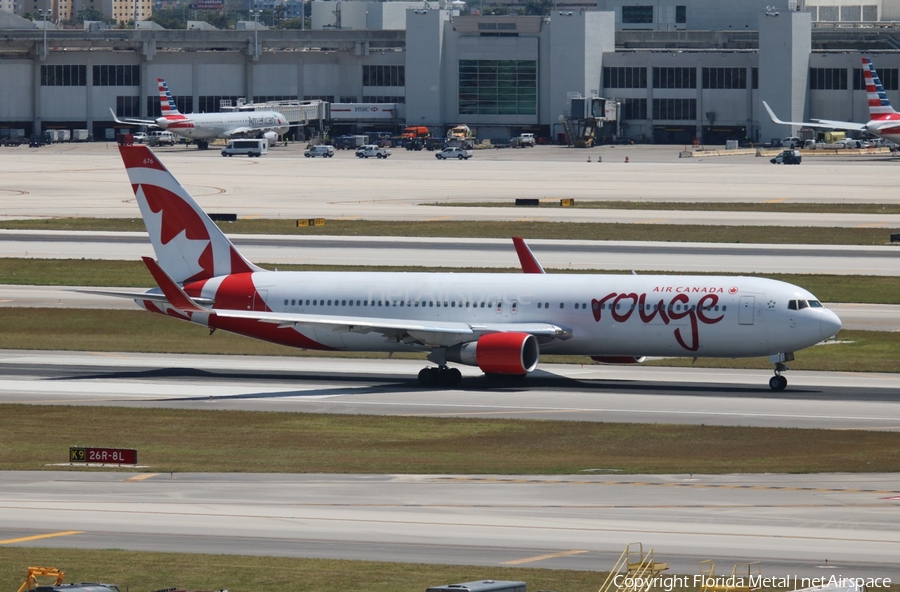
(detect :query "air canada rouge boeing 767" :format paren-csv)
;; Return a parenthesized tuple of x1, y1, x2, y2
(103, 145, 841, 390)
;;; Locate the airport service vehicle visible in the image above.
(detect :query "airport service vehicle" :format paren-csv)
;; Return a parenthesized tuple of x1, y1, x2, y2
(305, 144, 335, 157)
(221, 138, 268, 157)
(765, 56, 900, 146)
(401, 125, 431, 140)
(111, 78, 289, 151)
(516, 133, 535, 147)
(769, 149, 801, 165)
(356, 144, 392, 158)
(148, 131, 176, 146)
(436, 147, 472, 160)
(101, 145, 841, 391)
(132, 132, 149, 144)
(781, 136, 801, 148)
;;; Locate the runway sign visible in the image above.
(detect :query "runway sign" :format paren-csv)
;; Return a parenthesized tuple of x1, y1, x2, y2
(70, 447, 137, 465)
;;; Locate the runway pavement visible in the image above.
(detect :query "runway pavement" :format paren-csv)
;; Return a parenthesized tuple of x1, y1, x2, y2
(1, 471, 898, 579)
(2, 350, 899, 430)
(4, 231, 900, 275)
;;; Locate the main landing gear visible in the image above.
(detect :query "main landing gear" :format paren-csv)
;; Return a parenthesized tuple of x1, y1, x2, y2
(197, 140, 209, 150)
(769, 363, 789, 391)
(418, 366, 462, 387)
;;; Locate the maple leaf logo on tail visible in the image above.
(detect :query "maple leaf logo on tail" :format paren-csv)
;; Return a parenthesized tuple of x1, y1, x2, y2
(118, 145, 262, 284)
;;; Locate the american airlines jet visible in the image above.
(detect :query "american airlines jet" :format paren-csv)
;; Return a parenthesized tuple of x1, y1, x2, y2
(764, 56, 900, 144)
(111, 78, 291, 150)
(102, 145, 841, 391)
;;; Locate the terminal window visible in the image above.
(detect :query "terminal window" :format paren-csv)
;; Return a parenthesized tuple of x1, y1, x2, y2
(363, 65, 405, 87)
(702, 67, 746, 89)
(116, 95, 140, 117)
(93, 65, 140, 86)
(458, 60, 537, 115)
(199, 96, 241, 112)
(853, 67, 898, 91)
(621, 98, 647, 120)
(809, 68, 847, 90)
(41, 65, 86, 86)
(146, 95, 192, 117)
(622, 5, 653, 23)
(653, 67, 695, 89)
(653, 98, 696, 120)
(604, 66, 647, 89)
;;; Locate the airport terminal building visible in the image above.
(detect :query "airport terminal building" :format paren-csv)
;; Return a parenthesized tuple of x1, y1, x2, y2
(1, 0, 899, 143)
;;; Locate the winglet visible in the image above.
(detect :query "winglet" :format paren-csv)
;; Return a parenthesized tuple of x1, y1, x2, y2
(512, 237, 546, 274)
(142, 256, 210, 313)
(762, 101, 788, 125)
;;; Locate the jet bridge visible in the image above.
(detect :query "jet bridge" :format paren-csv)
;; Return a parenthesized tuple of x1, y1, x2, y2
(563, 95, 619, 148)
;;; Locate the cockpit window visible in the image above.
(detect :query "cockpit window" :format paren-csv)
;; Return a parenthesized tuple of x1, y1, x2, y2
(788, 299, 821, 310)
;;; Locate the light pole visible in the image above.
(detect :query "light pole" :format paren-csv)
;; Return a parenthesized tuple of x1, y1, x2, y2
(37, 8, 47, 60)
(250, 8, 260, 57)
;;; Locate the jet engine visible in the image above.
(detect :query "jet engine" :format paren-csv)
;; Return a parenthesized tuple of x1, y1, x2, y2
(262, 131, 279, 146)
(446, 332, 539, 375)
(590, 356, 647, 364)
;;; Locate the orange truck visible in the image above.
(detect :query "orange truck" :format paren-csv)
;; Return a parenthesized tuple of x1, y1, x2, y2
(401, 125, 431, 139)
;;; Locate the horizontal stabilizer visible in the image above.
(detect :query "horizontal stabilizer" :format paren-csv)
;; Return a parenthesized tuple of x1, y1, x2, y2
(142, 256, 209, 313)
(73, 288, 215, 307)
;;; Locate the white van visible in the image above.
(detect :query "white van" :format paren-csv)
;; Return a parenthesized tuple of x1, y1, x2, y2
(221, 138, 268, 157)
(149, 131, 177, 146)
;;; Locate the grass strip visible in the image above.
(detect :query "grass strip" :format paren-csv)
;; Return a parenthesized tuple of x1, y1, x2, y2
(0, 308, 894, 372)
(433, 200, 900, 214)
(0, 549, 663, 592)
(1, 548, 896, 592)
(1, 218, 898, 245)
(3, 405, 900, 473)
(1, 259, 898, 304)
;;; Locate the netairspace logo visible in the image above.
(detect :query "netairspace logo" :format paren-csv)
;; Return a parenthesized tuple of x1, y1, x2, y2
(612, 575, 892, 592)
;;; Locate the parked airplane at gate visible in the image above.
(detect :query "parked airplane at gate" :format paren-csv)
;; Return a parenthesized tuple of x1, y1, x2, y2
(764, 57, 900, 145)
(111, 78, 291, 150)
(102, 145, 841, 390)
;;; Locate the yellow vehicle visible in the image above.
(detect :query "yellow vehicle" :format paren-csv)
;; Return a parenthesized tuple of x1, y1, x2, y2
(18, 567, 64, 592)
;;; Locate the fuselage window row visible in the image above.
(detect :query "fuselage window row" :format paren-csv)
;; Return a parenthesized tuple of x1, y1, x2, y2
(281, 299, 727, 313)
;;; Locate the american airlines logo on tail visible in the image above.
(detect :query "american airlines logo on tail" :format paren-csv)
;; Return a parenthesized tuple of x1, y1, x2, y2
(862, 57, 895, 118)
(157, 78, 187, 120)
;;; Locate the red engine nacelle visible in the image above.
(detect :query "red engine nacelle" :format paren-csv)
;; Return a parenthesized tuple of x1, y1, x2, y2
(590, 356, 647, 364)
(446, 332, 540, 375)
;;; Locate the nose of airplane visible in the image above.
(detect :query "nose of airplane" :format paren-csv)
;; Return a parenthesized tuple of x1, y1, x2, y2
(821, 309, 842, 340)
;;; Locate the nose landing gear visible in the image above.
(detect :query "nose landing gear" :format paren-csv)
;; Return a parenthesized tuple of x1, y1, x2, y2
(418, 366, 462, 387)
(769, 363, 789, 391)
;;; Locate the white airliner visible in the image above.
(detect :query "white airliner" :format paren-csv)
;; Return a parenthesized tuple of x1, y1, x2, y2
(111, 78, 290, 150)
(102, 145, 841, 391)
(764, 56, 900, 145)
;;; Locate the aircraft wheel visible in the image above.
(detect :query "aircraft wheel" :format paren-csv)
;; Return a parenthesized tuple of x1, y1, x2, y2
(769, 375, 787, 391)
(198, 141, 208, 150)
(418, 367, 438, 386)
(440, 367, 462, 386)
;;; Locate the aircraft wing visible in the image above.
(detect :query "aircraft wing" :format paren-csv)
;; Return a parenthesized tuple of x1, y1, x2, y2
(222, 122, 306, 138)
(215, 309, 571, 347)
(108, 108, 159, 128)
(762, 101, 866, 131)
